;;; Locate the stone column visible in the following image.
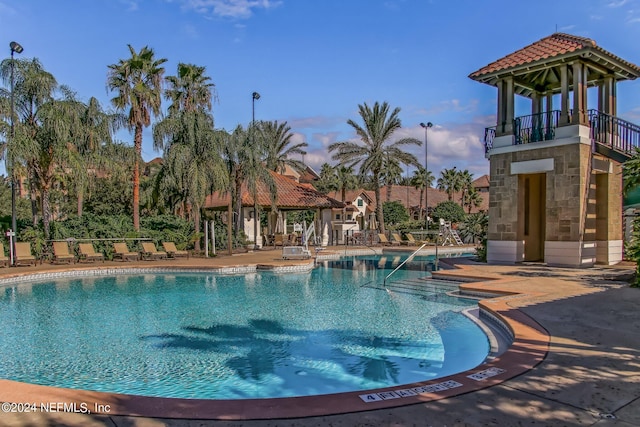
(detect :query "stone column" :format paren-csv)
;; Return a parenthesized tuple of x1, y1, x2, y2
(504, 77, 515, 134)
(560, 64, 570, 125)
(572, 61, 587, 125)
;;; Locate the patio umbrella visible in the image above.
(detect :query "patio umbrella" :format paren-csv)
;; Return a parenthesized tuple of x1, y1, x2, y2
(275, 211, 284, 234)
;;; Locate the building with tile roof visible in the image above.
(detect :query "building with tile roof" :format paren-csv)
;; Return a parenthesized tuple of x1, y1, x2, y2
(204, 171, 343, 247)
(469, 33, 640, 267)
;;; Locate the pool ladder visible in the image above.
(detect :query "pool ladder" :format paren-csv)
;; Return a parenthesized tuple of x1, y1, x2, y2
(383, 243, 427, 288)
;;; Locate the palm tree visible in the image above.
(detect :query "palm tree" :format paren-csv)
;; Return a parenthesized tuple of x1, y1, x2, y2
(69, 97, 125, 217)
(335, 165, 359, 203)
(411, 166, 434, 220)
(107, 45, 167, 231)
(329, 101, 421, 234)
(153, 63, 225, 250)
(314, 162, 338, 194)
(458, 169, 473, 207)
(382, 152, 403, 202)
(260, 120, 307, 174)
(463, 186, 483, 214)
(437, 167, 462, 201)
(0, 57, 57, 226)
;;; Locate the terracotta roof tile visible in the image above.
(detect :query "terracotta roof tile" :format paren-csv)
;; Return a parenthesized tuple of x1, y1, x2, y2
(204, 171, 343, 210)
(469, 32, 640, 80)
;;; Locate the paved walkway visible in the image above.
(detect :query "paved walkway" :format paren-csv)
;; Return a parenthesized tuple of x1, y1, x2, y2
(0, 248, 638, 426)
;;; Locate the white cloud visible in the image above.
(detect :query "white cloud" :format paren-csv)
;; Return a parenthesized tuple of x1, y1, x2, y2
(180, 0, 283, 18)
(607, 0, 629, 7)
(120, 0, 140, 11)
(414, 99, 479, 116)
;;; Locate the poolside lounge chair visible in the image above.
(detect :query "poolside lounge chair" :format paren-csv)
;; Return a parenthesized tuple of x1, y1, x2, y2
(52, 241, 75, 264)
(141, 242, 168, 260)
(15, 242, 36, 266)
(404, 234, 421, 245)
(112, 242, 139, 261)
(78, 243, 105, 263)
(378, 234, 400, 246)
(0, 242, 8, 267)
(274, 234, 285, 247)
(391, 233, 409, 246)
(162, 242, 189, 259)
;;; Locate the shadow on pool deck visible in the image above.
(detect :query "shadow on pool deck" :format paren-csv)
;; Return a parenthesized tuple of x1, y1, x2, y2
(0, 252, 638, 426)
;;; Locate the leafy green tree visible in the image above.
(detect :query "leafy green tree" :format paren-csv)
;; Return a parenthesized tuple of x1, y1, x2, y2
(432, 200, 465, 224)
(458, 169, 473, 207)
(329, 101, 421, 233)
(107, 45, 167, 231)
(260, 120, 307, 174)
(382, 200, 409, 225)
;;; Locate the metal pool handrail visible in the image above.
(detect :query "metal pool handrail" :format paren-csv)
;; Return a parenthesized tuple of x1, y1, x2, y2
(383, 243, 427, 288)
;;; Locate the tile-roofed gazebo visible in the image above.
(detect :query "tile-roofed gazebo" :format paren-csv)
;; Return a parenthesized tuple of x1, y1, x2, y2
(469, 33, 639, 268)
(204, 171, 343, 210)
(204, 171, 343, 247)
(469, 33, 640, 96)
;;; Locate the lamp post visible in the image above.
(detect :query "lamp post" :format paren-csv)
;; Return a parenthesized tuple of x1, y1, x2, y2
(419, 122, 433, 231)
(8, 41, 23, 266)
(251, 91, 260, 250)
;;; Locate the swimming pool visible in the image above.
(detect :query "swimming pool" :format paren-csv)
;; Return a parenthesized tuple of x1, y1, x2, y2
(0, 255, 489, 400)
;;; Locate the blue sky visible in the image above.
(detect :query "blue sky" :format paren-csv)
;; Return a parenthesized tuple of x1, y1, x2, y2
(3, 0, 640, 180)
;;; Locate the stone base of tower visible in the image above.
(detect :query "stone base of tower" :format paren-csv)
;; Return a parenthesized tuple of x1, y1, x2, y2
(487, 240, 524, 264)
(544, 241, 596, 267)
(596, 240, 623, 265)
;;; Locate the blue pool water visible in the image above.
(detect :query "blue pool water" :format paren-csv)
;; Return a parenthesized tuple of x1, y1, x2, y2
(0, 255, 489, 399)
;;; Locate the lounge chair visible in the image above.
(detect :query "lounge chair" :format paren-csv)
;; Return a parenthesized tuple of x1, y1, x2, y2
(112, 242, 139, 261)
(162, 242, 189, 259)
(0, 242, 8, 267)
(378, 234, 399, 246)
(15, 242, 36, 266)
(274, 234, 284, 247)
(391, 233, 409, 246)
(78, 243, 105, 263)
(52, 241, 75, 264)
(404, 234, 420, 245)
(141, 242, 167, 260)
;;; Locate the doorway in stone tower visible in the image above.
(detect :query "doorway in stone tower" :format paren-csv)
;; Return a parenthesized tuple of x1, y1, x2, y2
(519, 173, 546, 261)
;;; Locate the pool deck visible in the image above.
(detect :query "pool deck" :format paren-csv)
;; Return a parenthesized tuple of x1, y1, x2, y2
(0, 246, 638, 426)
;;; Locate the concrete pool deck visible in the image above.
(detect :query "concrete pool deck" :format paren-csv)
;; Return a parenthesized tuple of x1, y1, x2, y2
(0, 246, 638, 426)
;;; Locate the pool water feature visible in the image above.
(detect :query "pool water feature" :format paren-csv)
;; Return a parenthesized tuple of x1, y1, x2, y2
(0, 255, 489, 400)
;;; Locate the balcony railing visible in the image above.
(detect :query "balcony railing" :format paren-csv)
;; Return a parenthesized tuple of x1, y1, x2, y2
(514, 110, 560, 145)
(483, 109, 640, 158)
(588, 109, 640, 156)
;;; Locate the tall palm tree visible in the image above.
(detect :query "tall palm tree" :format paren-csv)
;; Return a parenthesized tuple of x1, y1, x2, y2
(69, 96, 125, 217)
(335, 165, 359, 203)
(153, 63, 224, 250)
(437, 167, 462, 201)
(411, 166, 434, 220)
(458, 169, 474, 207)
(329, 101, 421, 234)
(107, 45, 167, 231)
(260, 120, 307, 174)
(382, 152, 403, 202)
(314, 162, 338, 194)
(463, 186, 483, 214)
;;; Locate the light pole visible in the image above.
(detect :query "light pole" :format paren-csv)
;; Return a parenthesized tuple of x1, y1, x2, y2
(419, 122, 433, 231)
(252, 91, 260, 249)
(8, 41, 23, 266)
